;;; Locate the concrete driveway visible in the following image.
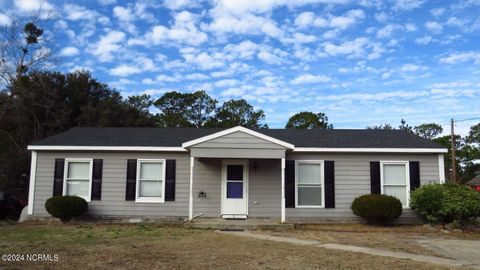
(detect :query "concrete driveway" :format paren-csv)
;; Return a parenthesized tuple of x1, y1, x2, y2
(419, 238, 480, 269)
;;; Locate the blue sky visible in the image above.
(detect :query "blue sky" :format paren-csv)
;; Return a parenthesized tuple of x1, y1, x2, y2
(1, 0, 480, 133)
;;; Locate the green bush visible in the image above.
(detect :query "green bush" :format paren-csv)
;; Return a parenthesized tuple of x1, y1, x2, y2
(351, 194, 403, 225)
(410, 183, 480, 225)
(45, 196, 88, 223)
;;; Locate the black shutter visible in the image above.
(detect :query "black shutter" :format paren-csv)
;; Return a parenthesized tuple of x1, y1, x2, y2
(165, 160, 176, 201)
(285, 160, 295, 208)
(409, 161, 420, 191)
(324, 161, 335, 208)
(125, 159, 137, 201)
(370, 161, 381, 194)
(53, 158, 65, 196)
(91, 159, 103, 200)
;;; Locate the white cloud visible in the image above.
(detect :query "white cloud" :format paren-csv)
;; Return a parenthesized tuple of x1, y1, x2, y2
(60, 46, 80, 56)
(0, 13, 11, 26)
(374, 12, 389, 23)
(446, 17, 465, 27)
(90, 30, 126, 62)
(293, 9, 364, 30)
(432, 81, 472, 88)
(164, 0, 200, 10)
(439, 51, 480, 64)
(182, 51, 224, 70)
(131, 11, 208, 46)
(14, 0, 54, 13)
(376, 24, 397, 38)
(110, 64, 141, 76)
(329, 9, 365, 30)
(257, 50, 284, 65)
(404, 23, 417, 32)
(393, 0, 425, 11)
(321, 37, 384, 59)
(291, 74, 331, 84)
(98, 0, 116, 5)
(430, 7, 446, 17)
(400, 64, 428, 72)
(415, 35, 433, 45)
(214, 79, 239, 87)
(224, 40, 259, 59)
(425, 21, 443, 33)
(291, 33, 317, 43)
(63, 4, 98, 21)
(113, 6, 134, 22)
(186, 73, 210, 80)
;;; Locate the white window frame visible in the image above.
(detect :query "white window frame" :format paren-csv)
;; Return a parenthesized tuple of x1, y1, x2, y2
(295, 160, 325, 208)
(135, 159, 166, 203)
(63, 158, 93, 202)
(380, 161, 410, 208)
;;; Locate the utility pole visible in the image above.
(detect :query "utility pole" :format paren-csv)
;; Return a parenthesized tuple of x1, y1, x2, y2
(451, 118, 457, 183)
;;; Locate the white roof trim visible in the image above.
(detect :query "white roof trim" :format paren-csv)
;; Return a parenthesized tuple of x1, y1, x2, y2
(293, 147, 448, 153)
(27, 145, 188, 152)
(181, 126, 295, 149)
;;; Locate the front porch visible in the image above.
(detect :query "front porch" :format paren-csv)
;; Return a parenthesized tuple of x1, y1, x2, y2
(183, 127, 293, 222)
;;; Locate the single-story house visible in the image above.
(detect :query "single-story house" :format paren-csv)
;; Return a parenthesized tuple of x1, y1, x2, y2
(27, 126, 447, 223)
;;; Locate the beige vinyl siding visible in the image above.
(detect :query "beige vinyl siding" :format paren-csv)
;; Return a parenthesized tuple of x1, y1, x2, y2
(32, 150, 440, 223)
(190, 131, 287, 159)
(32, 151, 190, 218)
(285, 153, 439, 223)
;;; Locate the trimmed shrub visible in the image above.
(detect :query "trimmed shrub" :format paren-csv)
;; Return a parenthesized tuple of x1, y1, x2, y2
(45, 196, 88, 223)
(410, 183, 480, 225)
(351, 194, 403, 225)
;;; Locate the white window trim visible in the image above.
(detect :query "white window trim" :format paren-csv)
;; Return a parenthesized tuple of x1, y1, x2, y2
(63, 158, 93, 202)
(380, 161, 410, 209)
(295, 160, 325, 208)
(135, 159, 166, 203)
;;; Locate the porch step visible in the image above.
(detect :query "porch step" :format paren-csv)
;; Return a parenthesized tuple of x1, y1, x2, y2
(184, 218, 294, 230)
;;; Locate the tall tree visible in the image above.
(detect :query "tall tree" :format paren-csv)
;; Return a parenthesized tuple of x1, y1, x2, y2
(154, 91, 193, 127)
(285, 112, 333, 129)
(367, 124, 394, 130)
(187, 90, 217, 127)
(414, 123, 443, 139)
(0, 70, 155, 195)
(0, 21, 53, 124)
(206, 99, 267, 128)
(153, 90, 217, 127)
(466, 123, 480, 144)
(398, 118, 413, 133)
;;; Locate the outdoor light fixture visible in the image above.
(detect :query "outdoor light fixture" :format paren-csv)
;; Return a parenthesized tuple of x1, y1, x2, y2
(198, 190, 207, 198)
(253, 161, 259, 170)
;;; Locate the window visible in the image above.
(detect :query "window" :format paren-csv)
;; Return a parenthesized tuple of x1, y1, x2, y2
(136, 159, 166, 203)
(226, 165, 244, 199)
(64, 159, 92, 201)
(381, 161, 410, 207)
(295, 161, 324, 207)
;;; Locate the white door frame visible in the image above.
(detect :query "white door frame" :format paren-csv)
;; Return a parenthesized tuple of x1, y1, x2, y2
(221, 160, 249, 219)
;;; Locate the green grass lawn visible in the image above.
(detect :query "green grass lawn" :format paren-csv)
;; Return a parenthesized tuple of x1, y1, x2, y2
(0, 222, 472, 270)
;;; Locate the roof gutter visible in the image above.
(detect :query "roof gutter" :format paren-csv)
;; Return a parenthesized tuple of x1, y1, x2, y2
(292, 147, 448, 153)
(27, 145, 447, 154)
(27, 145, 188, 152)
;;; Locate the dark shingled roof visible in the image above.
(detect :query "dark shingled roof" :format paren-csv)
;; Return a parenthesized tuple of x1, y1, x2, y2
(30, 127, 444, 149)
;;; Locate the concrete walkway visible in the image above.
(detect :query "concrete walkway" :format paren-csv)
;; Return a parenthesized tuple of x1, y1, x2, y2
(217, 230, 478, 269)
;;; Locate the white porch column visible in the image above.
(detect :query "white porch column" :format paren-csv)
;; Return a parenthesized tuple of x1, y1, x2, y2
(189, 156, 194, 221)
(281, 157, 286, 223)
(27, 151, 37, 215)
(438, 154, 445, 184)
